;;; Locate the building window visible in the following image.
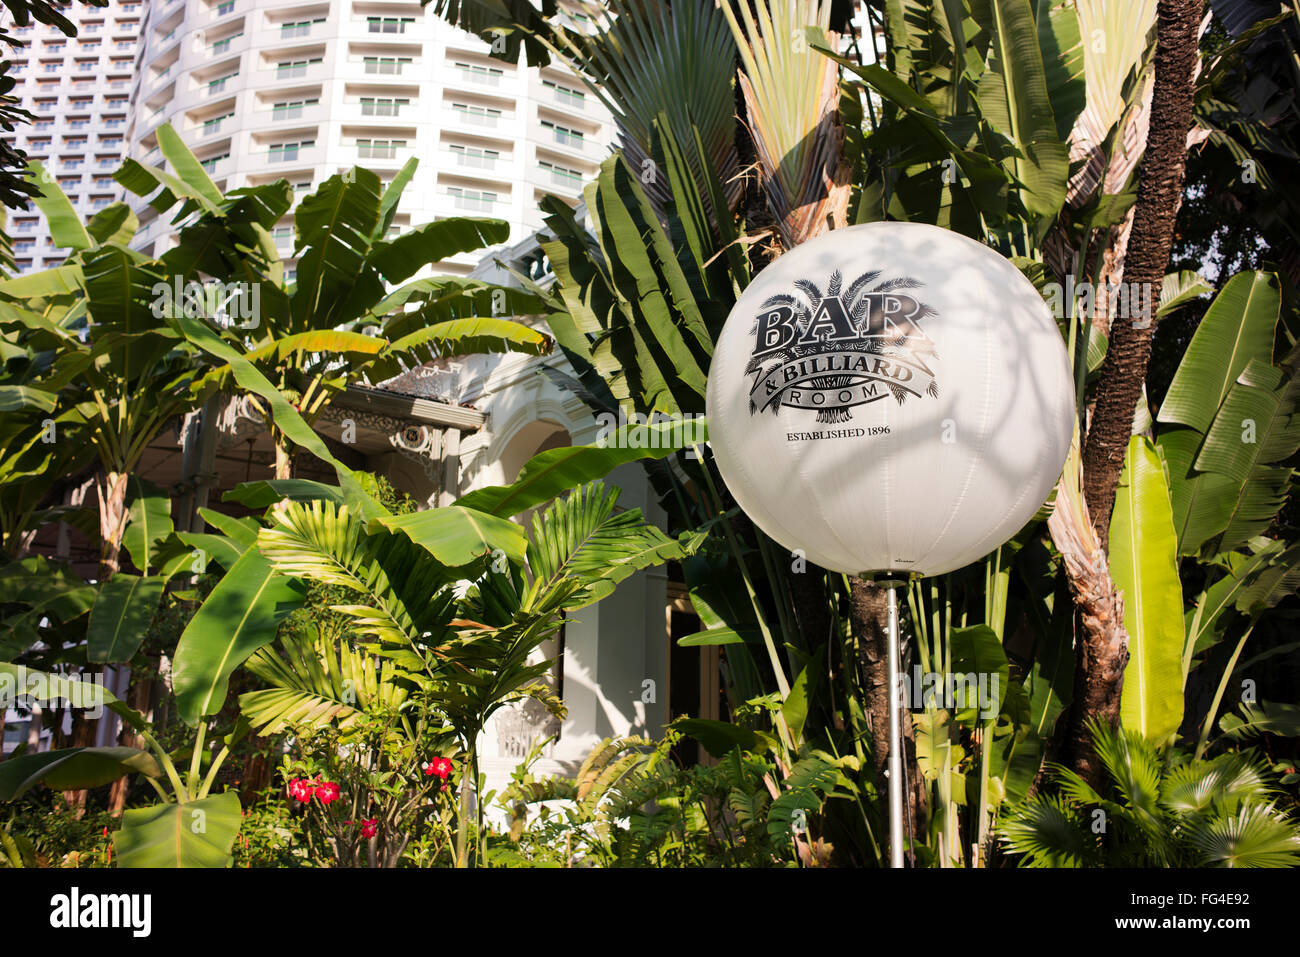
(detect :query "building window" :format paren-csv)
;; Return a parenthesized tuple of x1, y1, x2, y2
(94, 176, 113, 189)
(454, 61, 502, 85)
(542, 80, 585, 107)
(202, 112, 234, 136)
(210, 32, 242, 54)
(216, 0, 234, 15)
(540, 119, 584, 148)
(356, 138, 405, 160)
(452, 102, 501, 126)
(280, 18, 324, 39)
(366, 16, 414, 33)
(276, 58, 321, 79)
(272, 225, 293, 246)
(359, 96, 409, 117)
(199, 151, 230, 172)
(270, 98, 318, 120)
(538, 161, 582, 187)
(292, 180, 311, 194)
(446, 186, 496, 211)
(363, 56, 411, 75)
(207, 71, 238, 94)
(268, 140, 314, 162)
(449, 144, 499, 169)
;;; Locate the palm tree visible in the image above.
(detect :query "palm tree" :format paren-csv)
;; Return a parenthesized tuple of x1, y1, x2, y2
(1001, 719, 1300, 867)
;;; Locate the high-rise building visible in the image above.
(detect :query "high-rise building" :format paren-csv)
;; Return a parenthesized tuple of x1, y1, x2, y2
(5, 0, 144, 273)
(125, 0, 612, 274)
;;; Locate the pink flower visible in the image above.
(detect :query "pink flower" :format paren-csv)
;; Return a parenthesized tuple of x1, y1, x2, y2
(316, 781, 340, 804)
(288, 778, 315, 802)
(432, 757, 454, 781)
(360, 818, 378, 839)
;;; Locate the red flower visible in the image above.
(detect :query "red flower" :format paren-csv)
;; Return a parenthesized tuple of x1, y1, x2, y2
(432, 757, 454, 781)
(287, 778, 315, 802)
(316, 781, 341, 804)
(360, 818, 378, 839)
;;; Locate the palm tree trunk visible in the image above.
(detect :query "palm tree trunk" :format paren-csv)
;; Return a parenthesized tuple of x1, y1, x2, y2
(1064, 0, 1202, 783)
(1081, 0, 1203, 546)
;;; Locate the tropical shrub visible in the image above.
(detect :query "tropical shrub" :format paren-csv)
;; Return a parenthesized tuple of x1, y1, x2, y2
(1000, 720, 1300, 867)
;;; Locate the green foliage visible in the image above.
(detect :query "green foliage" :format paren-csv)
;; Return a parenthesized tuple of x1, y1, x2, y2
(1002, 721, 1300, 867)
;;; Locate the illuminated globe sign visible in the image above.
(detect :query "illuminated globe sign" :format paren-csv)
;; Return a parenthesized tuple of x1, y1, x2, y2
(706, 222, 1075, 577)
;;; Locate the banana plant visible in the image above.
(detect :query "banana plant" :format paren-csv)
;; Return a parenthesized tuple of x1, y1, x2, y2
(0, 166, 205, 580)
(0, 662, 246, 866)
(118, 124, 554, 481)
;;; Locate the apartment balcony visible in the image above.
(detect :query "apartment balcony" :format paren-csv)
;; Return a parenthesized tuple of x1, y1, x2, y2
(529, 163, 585, 194)
(443, 105, 511, 137)
(251, 100, 330, 130)
(257, 143, 321, 168)
(202, 32, 252, 62)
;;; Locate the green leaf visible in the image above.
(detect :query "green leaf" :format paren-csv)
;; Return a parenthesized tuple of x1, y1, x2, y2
(0, 265, 84, 299)
(676, 626, 755, 646)
(1110, 437, 1185, 744)
(113, 791, 242, 868)
(1156, 270, 1212, 318)
(369, 506, 528, 568)
(175, 532, 245, 571)
(0, 386, 55, 413)
(457, 419, 708, 517)
(373, 157, 419, 240)
(291, 168, 382, 329)
(196, 507, 260, 550)
(156, 123, 226, 209)
(675, 718, 760, 758)
(782, 649, 822, 745)
(371, 317, 551, 378)
(86, 203, 139, 247)
(1157, 272, 1281, 432)
(367, 216, 510, 283)
(171, 546, 306, 725)
(524, 482, 704, 611)
(87, 574, 166, 663)
(26, 162, 93, 251)
(223, 479, 346, 510)
(122, 476, 174, 575)
(971, 0, 1070, 217)
(950, 624, 1010, 720)
(0, 747, 159, 801)
(0, 663, 147, 734)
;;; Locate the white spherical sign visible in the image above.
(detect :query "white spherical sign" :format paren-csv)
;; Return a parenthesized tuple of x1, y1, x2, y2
(706, 221, 1075, 577)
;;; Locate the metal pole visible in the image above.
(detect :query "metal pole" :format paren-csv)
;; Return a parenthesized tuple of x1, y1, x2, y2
(886, 581, 905, 868)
